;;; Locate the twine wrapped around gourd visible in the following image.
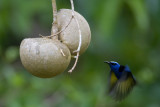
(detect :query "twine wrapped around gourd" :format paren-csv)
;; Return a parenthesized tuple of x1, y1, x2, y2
(20, 0, 91, 78)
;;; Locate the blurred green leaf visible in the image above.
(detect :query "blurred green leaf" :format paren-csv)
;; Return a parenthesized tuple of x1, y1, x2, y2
(125, 0, 149, 31)
(137, 68, 155, 84)
(5, 46, 19, 63)
(99, 0, 123, 36)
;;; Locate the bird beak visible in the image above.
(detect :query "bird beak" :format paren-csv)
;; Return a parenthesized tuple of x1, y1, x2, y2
(104, 61, 110, 64)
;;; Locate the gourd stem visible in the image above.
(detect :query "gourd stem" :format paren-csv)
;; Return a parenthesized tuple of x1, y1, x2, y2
(51, 0, 58, 39)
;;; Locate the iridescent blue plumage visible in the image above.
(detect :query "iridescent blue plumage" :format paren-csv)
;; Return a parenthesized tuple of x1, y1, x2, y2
(104, 61, 136, 101)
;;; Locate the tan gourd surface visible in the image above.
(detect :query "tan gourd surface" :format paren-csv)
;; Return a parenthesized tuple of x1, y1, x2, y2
(57, 9, 91, 55)
(20, 38, 71, 78)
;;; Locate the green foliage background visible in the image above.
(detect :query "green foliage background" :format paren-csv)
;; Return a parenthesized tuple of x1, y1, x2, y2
(0, 0, 160, 106)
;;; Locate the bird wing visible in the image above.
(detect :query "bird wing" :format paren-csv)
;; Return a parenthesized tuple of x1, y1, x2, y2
(108, 70, 118, 93)
(109, 70, 136, 101)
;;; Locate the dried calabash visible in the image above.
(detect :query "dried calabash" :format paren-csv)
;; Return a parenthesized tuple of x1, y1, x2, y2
(20, 38, 71, 78)
(57, 9, 91, 55)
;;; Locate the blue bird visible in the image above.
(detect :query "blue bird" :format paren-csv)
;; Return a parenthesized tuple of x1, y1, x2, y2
(104, 61, 136, 101)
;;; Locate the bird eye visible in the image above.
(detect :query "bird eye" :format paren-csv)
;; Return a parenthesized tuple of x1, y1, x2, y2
(111, 63, 117, 65)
